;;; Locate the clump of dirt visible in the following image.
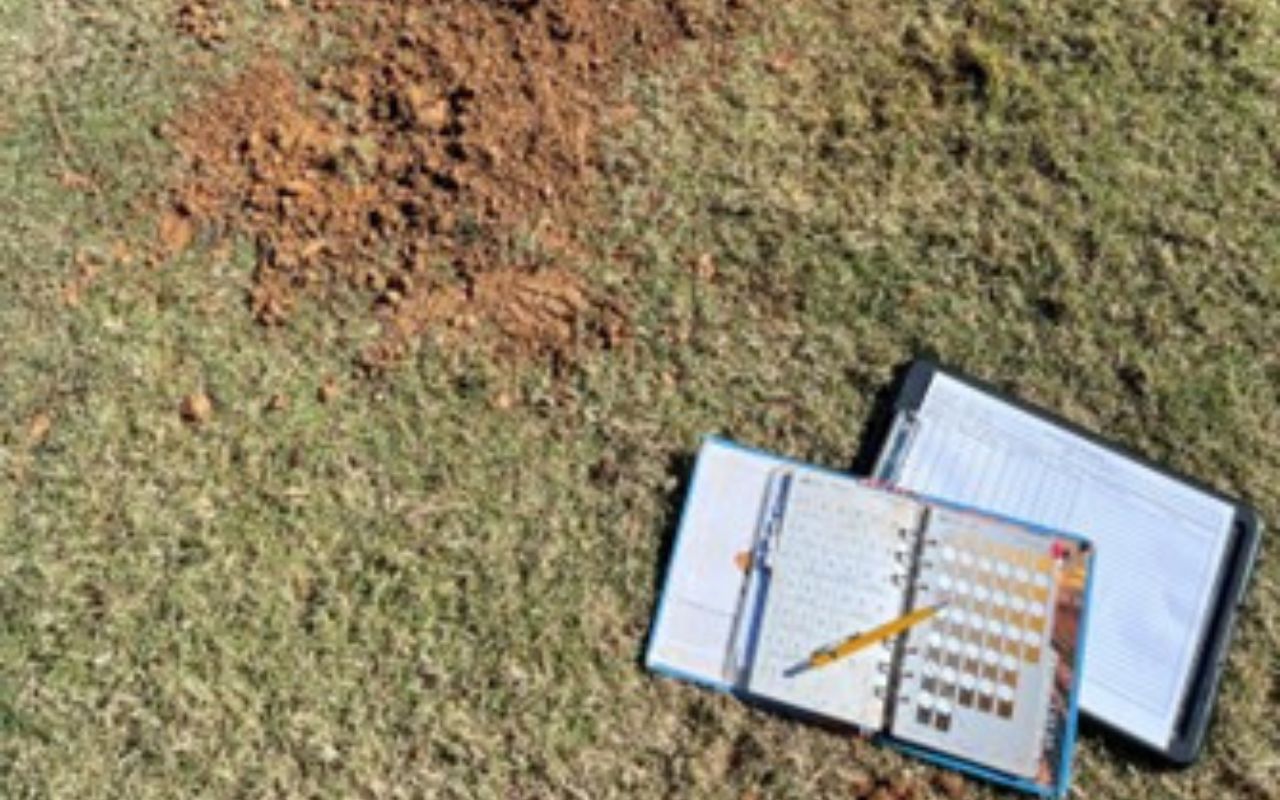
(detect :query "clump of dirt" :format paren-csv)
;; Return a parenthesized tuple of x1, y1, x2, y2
(176, 0, 229, 49)
(166, 0, 746, 367)
(384, 265, 628, 358)
(179, 392, 215, 425)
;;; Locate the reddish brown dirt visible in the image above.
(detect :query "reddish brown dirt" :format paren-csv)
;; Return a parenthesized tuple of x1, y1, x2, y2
(166, 0, 746, 368)
(176, 0, 229, 48)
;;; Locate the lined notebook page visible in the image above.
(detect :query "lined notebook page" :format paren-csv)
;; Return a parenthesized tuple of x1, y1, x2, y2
(890, 375, 1235, 748)
(747, 470, 921, 729)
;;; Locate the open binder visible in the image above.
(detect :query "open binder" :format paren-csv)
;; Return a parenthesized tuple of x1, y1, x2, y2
(871, 359, 1263, 763)
(647, 438, 1095, 797)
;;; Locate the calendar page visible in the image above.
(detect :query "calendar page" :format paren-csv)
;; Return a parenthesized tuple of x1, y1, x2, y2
(746, 470, 923, 729)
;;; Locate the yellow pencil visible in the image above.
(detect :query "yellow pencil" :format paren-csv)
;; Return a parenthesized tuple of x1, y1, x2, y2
(805, 602, 948, 672)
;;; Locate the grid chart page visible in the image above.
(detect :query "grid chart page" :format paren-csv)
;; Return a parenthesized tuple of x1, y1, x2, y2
(747, 470, 921, 730)
(889, 506, 1061, 779)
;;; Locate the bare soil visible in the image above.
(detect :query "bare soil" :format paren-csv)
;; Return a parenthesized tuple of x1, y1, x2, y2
(166, 0, 746, 367)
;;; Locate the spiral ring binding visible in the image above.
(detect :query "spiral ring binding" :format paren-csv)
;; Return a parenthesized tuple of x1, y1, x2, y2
(873, 527, 920, 700)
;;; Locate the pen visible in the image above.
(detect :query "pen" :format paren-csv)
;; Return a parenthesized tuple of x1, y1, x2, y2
(791, 602, 949, 676)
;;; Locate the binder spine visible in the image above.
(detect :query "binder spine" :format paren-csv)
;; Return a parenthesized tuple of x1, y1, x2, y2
(874, 523, 926, 701)
(878, 509, 935, 725)
(724, 470, 792, 684)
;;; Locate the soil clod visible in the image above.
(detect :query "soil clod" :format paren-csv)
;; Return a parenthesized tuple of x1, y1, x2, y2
(180, 392, 214, 425)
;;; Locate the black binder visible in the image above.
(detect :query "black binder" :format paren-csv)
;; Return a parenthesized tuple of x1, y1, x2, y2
(869, 359, 1263, 764)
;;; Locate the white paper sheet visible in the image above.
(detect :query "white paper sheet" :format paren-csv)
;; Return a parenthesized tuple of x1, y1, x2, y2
(746, 471, 920, 729)
(646, 439, 789, 688)
(885, 374, 1235, 748)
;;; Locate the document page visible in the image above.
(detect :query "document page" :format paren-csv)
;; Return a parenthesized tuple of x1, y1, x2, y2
(885, 374, 1235, 749)
(747, 470, 921, 729)
(647, 439, 792, 688)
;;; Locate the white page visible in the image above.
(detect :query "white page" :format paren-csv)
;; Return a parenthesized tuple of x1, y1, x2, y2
(886, 375, 1235, 748)
(747, 470, 920, 729)
(646, 439, 789, 688)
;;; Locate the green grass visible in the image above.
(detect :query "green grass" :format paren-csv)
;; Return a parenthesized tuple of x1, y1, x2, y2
(2, 1, 1278, 797)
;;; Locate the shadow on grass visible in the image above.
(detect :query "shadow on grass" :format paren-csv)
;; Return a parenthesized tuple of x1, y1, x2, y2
(849, 358, 921, 477)
(1081, 718, 1185, 773)
(637, 448, 699, 670)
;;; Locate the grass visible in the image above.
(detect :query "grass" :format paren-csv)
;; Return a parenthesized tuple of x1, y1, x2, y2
(2, 0, 1278, 797)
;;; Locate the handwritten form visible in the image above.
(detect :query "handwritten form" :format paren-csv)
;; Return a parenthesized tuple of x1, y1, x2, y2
(889, 374, 1235, 748)
(747, 471, 921, 729)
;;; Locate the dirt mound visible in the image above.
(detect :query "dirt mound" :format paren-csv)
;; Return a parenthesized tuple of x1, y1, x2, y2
(166, 0, 745, 367)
